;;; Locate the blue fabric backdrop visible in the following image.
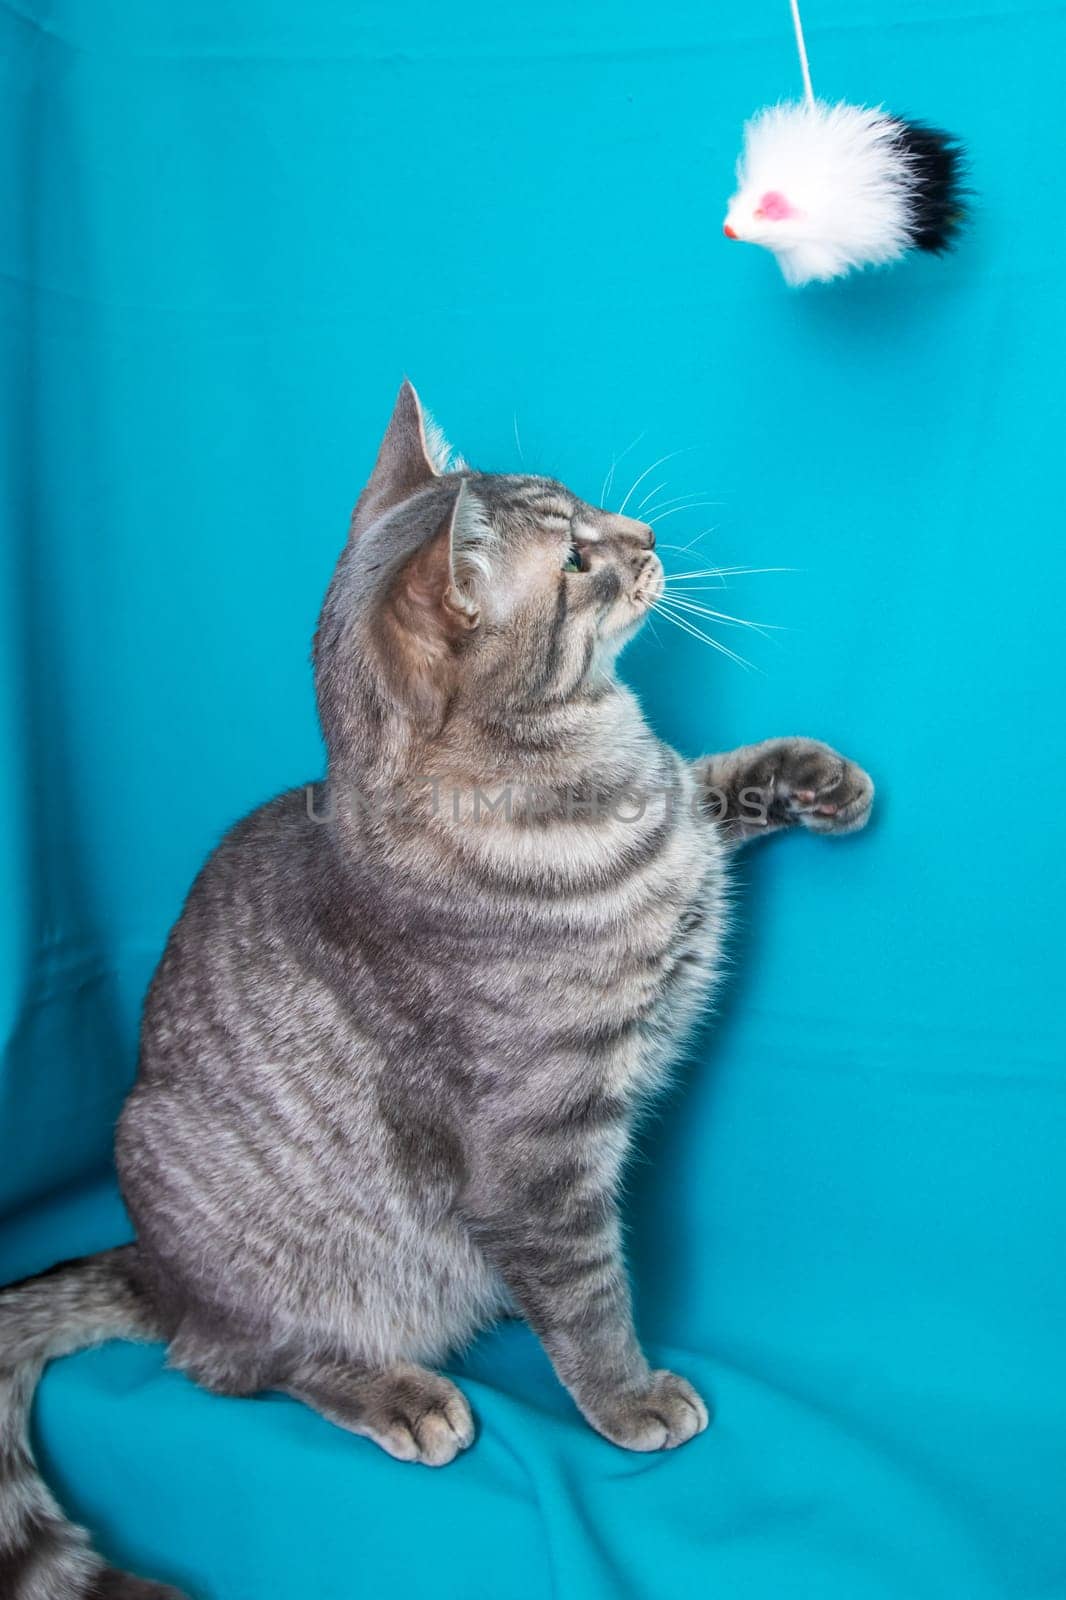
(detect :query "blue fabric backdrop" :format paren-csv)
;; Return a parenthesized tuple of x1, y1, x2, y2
(2, 2, 1064, 1597)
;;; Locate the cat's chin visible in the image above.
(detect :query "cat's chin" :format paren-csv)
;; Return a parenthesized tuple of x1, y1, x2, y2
(605, 609, 651, 651)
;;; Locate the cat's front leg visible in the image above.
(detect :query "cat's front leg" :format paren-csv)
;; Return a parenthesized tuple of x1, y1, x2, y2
(693, 737, 874, 844)
(466, 1165, 707, 1452)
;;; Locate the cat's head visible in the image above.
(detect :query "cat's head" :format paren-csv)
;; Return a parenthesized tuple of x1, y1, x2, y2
(315, 382, 661, 759)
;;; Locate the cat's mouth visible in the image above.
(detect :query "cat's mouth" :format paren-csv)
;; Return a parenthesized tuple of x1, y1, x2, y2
(633, 554, 664, 610)
(605, 554, 664, 644)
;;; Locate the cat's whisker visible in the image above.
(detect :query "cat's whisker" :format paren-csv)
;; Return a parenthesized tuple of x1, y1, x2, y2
(655, 545, 727, 578)
(654, 607, 760, 669)
(640, 489, 715, 518)
(616, 446, 699, 516)
(643, 498, 723, 526)
(661, 581, 742, 593)
(656, 594, 781, 638)
(664, 565, 795, 583)
(643, 612, 666, 650)
(513, 412, 524, 463)
(600, 430, 646, 509)
(645, 500, 722, 525)
(708, 564, 797, 577)
(650, 601, 756, 672)
(646, 604, 755, 668)
(634, 480, 669, 513)
(660, 599, 765, 631)
(673, 523, 719, 554)
(660, 566, 731, 582)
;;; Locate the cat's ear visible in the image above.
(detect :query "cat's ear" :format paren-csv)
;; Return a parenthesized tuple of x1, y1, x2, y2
(384, 481, 486, 723)
(351, 380, 440, 538)
(394, 479, 483, 635)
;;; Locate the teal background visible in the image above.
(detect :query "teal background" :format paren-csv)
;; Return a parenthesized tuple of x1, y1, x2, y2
(2, 1, 1064, 1597)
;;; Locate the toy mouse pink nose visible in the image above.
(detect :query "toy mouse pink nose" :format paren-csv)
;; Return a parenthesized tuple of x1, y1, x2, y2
(723, 223, 738, 239)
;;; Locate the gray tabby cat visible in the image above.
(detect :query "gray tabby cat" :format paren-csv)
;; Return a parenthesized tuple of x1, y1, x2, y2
(0, 383, 873, 1599)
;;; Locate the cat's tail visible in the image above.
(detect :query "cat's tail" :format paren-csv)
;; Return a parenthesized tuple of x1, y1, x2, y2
(0, 1246, 187, 1600)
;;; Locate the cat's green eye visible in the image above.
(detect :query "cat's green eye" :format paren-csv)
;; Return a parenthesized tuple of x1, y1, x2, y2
(562, 546, 585, 574)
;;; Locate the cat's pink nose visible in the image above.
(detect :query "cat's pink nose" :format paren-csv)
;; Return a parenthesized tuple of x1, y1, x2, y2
(724, 223, 738, 239)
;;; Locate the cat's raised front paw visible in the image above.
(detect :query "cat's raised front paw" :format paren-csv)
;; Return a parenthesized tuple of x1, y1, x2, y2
(758, 738, 874, 836)
(591, 1370, 709, 1452)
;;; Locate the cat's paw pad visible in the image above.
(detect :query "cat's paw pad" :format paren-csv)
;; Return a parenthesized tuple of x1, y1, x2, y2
(365, 1372, 474, 1467)
(593, 1370, 709, 1452)
(777, 742, 874, 835)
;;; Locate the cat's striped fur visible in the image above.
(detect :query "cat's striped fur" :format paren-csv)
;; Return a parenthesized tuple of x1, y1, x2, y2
(0, 383, 873, 1598)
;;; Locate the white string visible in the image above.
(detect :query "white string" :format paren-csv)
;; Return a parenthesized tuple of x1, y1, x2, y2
(789, 0, 816, 105)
